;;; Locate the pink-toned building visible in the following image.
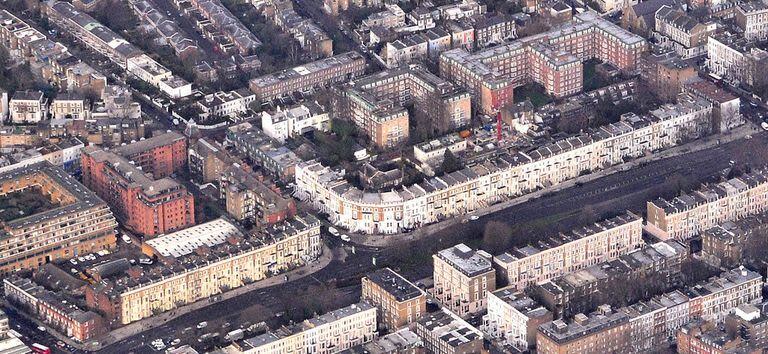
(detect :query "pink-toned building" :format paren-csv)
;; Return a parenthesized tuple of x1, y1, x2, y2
(440, 11, 647, 114)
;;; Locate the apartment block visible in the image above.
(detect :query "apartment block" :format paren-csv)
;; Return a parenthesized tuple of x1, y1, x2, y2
(361, 268, 426, 330)
(532, 240, 687, 318)
(432, 244, 495, 318)
(227, 302, 376, 353)
(707, 32, 768, 87)
(188, 138, 233, 183)
(198, 89, 256, 118)
(684, 79, 743, 133)
(9, 90, 47, 123)
(415, 309, 484, 354)
(335, 64, 471, 147)
(735, 1, 768, 41)
(537, 267, 763, 353)
(483, 288, 552, 350)
(297, 95, 714, 234)
(261, 102, 329, 143)
(219, 166, 297, 226)
(112, 132, 187, 179)
(494, 212, 643, 290)
(81, 147, 195, 238)
(440, 11, 646, 114)
(537, 306, 630, 354)
(0, 162, 117, 275)
(639, 50, 696, 102)
(249, 52, 366, 101)
(653, 6, 715, 59)
(645, 167, 768, 240)
(87, 215, 322, 325)
(678, 303, 768, 354)
(226, 122, 303, 181)
(5, 277, 105, 342)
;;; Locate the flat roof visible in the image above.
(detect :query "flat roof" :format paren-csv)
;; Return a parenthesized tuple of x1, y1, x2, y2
(436, 243, 493, 277)
(145, 218, 243, 258)
(365, 267, 424, 302)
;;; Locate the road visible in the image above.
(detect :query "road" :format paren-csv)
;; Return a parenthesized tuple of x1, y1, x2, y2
(3, 306, 79, 354)
(87, 129, 768, 353)
(97, 236, 385, 353)
(383, 129, 768, 280)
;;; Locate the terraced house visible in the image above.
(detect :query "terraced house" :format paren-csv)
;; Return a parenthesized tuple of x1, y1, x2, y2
(493, 212, 644, 290)
(86, 216, 321, 325)
(646, 167, 768, 240)
(296, 94, 714, 234)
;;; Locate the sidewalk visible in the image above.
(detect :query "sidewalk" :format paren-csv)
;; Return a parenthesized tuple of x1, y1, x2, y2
(80, 245, 334, 351)
(349, 124, 758, 247)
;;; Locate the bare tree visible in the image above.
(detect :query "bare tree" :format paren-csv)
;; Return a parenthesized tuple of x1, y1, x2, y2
(482, 221, 513, 254)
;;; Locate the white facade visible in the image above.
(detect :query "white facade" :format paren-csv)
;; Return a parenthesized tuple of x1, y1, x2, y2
(261, 104, 329, 143)
(295, 96, 714, 234)
(9, 91, 46, 123)
(736, 2, 768, 41)
(706, 34, 768, 86)
(494, 212, 644, 290)
(646, 168, 768, 241)
(484, 289, 550, 349)
(126, 54, 192, 98)
(198, 90, 256, 118)
(413, 135, 468, 164)
(232, 303, 377, 353)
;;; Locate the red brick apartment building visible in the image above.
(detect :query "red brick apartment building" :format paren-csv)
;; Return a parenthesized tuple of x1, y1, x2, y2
(440, 11, 647, 114)
(81, 146, 195, 237)
(112, 131, 187, 178)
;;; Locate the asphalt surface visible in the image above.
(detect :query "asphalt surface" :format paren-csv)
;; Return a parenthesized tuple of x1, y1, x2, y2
(76, 128, 768, 353)
(95, 236, 385, 353)
(426, 131, 767, 237)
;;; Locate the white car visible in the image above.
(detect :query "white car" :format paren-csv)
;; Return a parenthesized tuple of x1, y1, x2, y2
(197, 322, 208, 329)
(340, 234, 351, 242)
(762, 122, 768, 131)
(469, 215, 479, 221)
(121, 234, 132, 244)
(328, 227, 340, 237)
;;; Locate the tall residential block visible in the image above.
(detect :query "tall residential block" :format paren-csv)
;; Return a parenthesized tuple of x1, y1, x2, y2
(0, 162, 117, 274)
